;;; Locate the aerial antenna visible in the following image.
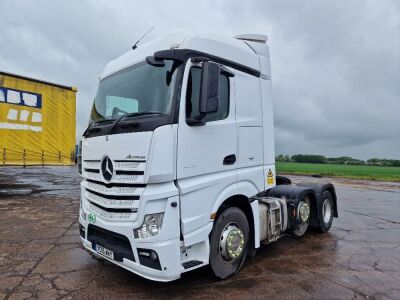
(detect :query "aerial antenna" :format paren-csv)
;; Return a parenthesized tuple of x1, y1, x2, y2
(132, 26, 154, 50)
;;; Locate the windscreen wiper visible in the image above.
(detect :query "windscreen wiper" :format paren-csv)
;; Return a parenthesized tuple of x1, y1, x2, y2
(108, 111, 163, 134)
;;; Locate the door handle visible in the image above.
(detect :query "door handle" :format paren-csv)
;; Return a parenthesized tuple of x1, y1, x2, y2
(223, 154, 236, 165)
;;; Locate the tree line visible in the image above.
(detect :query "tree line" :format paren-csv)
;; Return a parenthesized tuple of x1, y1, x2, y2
(276, 154, 400, 167)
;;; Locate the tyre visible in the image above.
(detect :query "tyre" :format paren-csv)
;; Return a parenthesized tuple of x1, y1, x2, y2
(209, 207, 249, 279)
(291, 196, 311, 237)
(318, 191, 334, 232)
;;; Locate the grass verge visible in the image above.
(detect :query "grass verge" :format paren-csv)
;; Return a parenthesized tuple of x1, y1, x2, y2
(276, 162, 400, 182)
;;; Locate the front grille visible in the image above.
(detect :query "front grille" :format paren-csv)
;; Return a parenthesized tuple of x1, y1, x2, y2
(85, 179, 144, 195)
(87, 224, 135, 262)
(87, 188, 139, 201)
(82, 159, 146, 184)
(89, 201, 137, 214)
(82, 158, 146, 222)
(116, 170, 144, 176)
(87, 201, 133, 220)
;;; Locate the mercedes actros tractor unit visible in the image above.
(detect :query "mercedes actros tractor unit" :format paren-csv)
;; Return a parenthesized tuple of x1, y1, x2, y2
(78, 32, 338, 282)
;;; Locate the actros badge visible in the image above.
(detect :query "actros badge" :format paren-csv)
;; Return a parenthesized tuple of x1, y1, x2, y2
(101, 156, 113, 181)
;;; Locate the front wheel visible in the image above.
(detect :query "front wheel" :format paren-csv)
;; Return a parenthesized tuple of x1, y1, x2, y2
(209, 207, 249, 279)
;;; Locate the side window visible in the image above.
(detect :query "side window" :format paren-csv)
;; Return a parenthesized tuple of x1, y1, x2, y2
(186, 66, 230, 122)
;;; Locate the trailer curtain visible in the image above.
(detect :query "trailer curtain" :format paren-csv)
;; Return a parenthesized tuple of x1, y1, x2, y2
(0, 74, 76, 165)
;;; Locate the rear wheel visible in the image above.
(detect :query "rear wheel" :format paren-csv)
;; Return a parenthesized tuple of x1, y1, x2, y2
(291, 196, 311, 237)
(318, 191, 334, 232)
(209, 207, 249, 279)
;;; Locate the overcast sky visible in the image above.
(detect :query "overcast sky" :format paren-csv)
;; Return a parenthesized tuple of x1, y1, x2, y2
(1, 0, 399, 159)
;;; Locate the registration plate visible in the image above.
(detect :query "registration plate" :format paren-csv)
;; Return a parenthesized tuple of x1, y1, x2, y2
(95, 244, 114, 260)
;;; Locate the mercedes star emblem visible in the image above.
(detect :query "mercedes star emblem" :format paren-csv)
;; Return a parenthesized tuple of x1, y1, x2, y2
(101, 156, 113, 181)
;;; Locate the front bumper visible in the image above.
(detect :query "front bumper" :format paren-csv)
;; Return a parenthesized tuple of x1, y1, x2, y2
(80, 235, 181, 282)
(79, 176, 185, 281)
(79, 201, 183, 282)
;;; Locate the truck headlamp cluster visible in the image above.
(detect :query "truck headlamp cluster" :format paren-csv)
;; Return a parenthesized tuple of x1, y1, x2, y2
(134, 213, 164, 239)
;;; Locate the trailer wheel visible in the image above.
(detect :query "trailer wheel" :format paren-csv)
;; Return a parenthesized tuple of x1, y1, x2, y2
(318, 191, 334, 232)
(209, 207, 249, 279)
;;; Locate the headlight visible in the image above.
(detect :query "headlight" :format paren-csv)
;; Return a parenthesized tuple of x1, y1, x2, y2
(134, 213, 164, 239)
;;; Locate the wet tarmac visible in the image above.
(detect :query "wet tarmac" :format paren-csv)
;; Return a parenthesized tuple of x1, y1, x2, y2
(0, 167, 399, 299)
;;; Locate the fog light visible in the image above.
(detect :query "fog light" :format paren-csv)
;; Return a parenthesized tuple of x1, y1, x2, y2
(149, 251, 158, 261)
(137, 248, 162, 270)
(134, 213, 164, 239)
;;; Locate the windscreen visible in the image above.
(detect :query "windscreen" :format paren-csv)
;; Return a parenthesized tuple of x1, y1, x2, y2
(90, 61, 178, 122)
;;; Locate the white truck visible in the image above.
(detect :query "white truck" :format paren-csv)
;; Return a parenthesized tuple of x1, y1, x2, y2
(78, 32, 338, 282)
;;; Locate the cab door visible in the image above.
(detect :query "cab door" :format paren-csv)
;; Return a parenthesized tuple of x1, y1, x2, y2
(176, 59, 237, 236)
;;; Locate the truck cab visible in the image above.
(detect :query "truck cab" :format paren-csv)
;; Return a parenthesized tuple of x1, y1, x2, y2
(78, 32, 338, 282)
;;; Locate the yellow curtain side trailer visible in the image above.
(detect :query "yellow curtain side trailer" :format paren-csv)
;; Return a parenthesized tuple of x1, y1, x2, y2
(0, 71, 77, 166)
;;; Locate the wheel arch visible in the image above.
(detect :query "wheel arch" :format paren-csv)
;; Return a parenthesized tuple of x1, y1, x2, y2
(213, 194, 256, 253)
(214, 194, 254, 223)
(295, 181, 338, 218)
(211, 181, 261, 253)
(211, 180, 259, 215)
(267, 185, 319, 227)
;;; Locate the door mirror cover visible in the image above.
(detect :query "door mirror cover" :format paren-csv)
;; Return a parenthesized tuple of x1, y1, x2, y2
(146, 56, 165, 67)
(199, 61, 220, 114)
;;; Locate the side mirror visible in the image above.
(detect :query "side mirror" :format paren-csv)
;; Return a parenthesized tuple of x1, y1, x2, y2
(146, 56, 165, 67)
(199, 61, 220, 114)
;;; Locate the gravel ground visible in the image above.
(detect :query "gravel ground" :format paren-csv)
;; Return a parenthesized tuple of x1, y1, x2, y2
(0, 167, 399, 299)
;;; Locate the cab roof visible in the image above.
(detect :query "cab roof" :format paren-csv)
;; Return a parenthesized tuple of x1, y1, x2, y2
(100, 31, 270, 80)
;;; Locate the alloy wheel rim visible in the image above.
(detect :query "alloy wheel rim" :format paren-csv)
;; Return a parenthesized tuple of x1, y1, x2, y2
(219, 223, 245, 261)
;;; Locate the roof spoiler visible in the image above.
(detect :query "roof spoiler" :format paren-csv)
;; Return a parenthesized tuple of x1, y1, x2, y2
(234, 34, 268, 43)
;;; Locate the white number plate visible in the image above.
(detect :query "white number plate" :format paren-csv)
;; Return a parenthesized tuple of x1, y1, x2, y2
(95, 244, 114, 260)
